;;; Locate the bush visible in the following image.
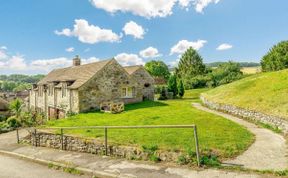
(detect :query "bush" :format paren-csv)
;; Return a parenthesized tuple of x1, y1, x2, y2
(185, 75, 210, 89)
(177, 79, 185, 98)
(6, 116, 21, 128)
(200, 154, 221, 167)
(158, 86, 168, 100)
(0, 114, 7, 122)
(167, 75, 178, 97)
(261, 41, 288, 72)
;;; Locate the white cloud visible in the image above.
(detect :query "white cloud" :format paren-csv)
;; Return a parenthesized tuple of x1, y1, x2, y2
(90, 0, 177, 18)
(31, 57, 70, 68)
(65, 47, 74, 52)
(216, 43, 233, 50)
(139, 47, 161, 58)
(82, 57, 100, 64)
(55, 28, 72, 36)
(194, 0, 220, 13)
(170, 39, 207, 55)
(123, 21, 145, 39)
(90, 0, 220, 18)
(0, 46, 7, 50)
(55, 19, 121, 44)
(0, 50, 8, 60)
(115, 53, 145, 66)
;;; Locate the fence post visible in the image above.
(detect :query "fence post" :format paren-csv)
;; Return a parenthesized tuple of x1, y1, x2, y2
(104, 127, 108, 156)
(16, 128, 19, 144)
(193, 126, 200, 167)
(34, 128, 37, 147)
(61, 128, 64, 150)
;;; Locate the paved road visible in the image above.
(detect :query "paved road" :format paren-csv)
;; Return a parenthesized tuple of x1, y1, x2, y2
(193, 103, 288, 171)
(0, 154, 87, 178)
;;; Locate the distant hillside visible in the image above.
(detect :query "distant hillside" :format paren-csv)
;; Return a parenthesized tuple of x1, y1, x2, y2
(202, 69, 288, 119)
(0, 74, 45, 92)
(206, 62, 260, 68)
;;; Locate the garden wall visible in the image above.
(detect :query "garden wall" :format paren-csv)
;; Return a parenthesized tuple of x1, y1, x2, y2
(22, 131, 182, 162)
(200, 95, 288, 134)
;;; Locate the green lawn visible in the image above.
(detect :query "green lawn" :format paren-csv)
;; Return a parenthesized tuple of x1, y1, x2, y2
(45, 89, 254, 159)
(202, 69, 288, 120)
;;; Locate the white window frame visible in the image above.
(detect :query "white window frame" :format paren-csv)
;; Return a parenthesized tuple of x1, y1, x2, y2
(121, 87, 134, 98)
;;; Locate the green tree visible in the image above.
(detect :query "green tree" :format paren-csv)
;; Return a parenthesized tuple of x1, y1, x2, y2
(167, 75, 178, 97)
(175, 47, 206, 87)
(9, 98, 23, 119)
(177, 79, 185, 98)
(209, 61, 243, 87)
(261, 41, 288, 72)
(145, 60, 170, 81)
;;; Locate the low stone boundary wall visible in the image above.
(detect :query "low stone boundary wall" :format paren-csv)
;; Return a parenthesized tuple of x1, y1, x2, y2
(22, 131, 182, 162)
(200, 95, 288, 134)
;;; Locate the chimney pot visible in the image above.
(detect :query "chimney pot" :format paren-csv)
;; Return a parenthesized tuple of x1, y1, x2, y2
(73, 55, 81, 66)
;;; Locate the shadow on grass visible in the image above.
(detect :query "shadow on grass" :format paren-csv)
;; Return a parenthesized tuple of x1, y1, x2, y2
(125, 100, 168, 111)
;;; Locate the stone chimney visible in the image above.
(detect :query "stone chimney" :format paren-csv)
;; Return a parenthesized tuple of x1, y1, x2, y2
(73, 55, 81, 66)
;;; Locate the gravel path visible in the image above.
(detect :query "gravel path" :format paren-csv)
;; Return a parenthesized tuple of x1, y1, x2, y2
(193, 103, 288, 171)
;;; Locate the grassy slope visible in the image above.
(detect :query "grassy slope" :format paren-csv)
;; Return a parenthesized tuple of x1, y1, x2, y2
(202, 69, 288, 119)
(45, 89, 254, 158)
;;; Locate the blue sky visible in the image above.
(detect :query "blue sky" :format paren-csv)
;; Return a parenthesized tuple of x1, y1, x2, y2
(0, 0, 287, 74)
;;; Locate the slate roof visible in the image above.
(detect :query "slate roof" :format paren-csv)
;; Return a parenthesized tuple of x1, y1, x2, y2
(38, 59, 113, 89)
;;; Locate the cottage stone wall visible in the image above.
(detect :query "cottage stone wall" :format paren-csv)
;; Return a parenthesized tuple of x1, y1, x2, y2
(201, 95, 288, 133)
(130, 68, 155, 100)
(23, 131, 182, 162)
(78, 60, 142, 112)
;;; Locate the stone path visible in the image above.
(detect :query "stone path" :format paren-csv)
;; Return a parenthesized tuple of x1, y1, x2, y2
(0, 130, 268, 178)
(193, 103, 288, 171)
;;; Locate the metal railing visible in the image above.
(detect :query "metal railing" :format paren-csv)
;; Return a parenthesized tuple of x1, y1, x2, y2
(18, 125, 201, 166)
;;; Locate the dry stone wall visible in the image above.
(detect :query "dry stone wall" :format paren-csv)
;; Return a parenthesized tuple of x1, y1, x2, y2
(201, 95, 288, 133)
(22, 131, 182, 162)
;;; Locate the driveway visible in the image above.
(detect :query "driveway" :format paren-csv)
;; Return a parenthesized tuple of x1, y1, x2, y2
(193, 103, 288, 170)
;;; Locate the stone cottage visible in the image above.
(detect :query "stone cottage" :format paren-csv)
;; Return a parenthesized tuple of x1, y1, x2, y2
(29, 56, 154, 119)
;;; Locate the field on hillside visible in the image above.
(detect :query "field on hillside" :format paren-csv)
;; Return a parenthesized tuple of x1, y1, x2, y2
(45, 89, 254, 158)
(202, 69, 288, 119)
(241, 67, 261, 74)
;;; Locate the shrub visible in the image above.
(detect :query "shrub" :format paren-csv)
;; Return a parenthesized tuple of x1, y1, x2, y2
(158, 86, 168, 100)
(200, 154, 221, 167)
(6, 116, 21, 128)
(177, 79, 185, 98)
(261, 41, 288, 72)
(167, 75, 178, 97)
(0, 114, 7, 122)
(186, 75, 210, 89)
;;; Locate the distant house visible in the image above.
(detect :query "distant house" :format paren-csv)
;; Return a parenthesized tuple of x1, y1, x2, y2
(0, 98, 9, 112)
(29, 56, 154, 119)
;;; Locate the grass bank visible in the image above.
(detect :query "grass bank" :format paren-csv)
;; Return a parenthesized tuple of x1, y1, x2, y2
(202, 69, 288, 120)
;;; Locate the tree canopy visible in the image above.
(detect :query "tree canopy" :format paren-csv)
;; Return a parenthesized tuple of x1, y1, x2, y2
(145, 60, 170, 81)
(261, 41, 288, 72)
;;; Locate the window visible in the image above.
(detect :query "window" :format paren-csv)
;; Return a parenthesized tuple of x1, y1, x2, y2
(48, 85, 54, 96)
(38, 86, 43, 97)
(121, 87, 134, 98)
(62, 83, 67, 97)
(144, 83, 150, 87)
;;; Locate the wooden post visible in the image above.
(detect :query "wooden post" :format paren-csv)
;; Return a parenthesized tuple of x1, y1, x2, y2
(34, 129, 37, 147)
(16, 128, 19, 144)
(104, 127, 108, 156)
(194, 126, 200, 167)
(61, 128, 64, 150)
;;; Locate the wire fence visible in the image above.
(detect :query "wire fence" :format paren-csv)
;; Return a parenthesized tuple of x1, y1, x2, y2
(17, 125, 201, 166)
